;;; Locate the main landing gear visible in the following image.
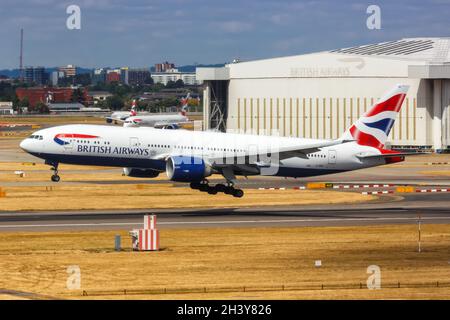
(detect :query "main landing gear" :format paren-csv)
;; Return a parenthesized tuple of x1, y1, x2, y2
(47, 161, 60, 182)
(190, 180, 244, 198)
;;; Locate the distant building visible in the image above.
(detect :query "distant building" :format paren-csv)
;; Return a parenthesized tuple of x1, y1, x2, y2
(92, 68, 107, 84)
(151, 68, 201, 86)
(48, 102, 85, 112)
(89, 91, 113, 104)
(120, 67, 129, 85)
(0, 102, 14, 115)
(155, 62, 175, 73)
(128, 68, 151, 85)
(58, 65, 77, 77)
(51, 71, 65, 86)
(24, 66, 48, 85)
(106, 70, 120, 83)
(16, 87, 89, 107)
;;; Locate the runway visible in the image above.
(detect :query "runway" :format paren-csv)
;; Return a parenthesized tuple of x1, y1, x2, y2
(1, 193, 450, 231)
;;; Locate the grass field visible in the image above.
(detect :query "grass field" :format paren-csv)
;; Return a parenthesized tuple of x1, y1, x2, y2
(0, 224, 449, 300)
(0, 184, 373, 211)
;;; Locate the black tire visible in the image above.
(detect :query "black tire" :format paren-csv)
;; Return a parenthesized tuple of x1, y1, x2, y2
(190, 182, 201, 190)
(232, 189, 244, 198)
(215, 184, 226, 192)
(199, 184, 209, 192)
(207, 187, 218, 195)
(224, 186, 234, 195)
(51, 175, 60, 182)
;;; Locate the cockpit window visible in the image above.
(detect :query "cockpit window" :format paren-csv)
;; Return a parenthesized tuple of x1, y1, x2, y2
(29, 135, 43, 140)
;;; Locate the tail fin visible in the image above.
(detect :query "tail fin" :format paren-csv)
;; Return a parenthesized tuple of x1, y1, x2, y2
(130, 99, 137, 116)
(341, 84, 409, 149)
(179, 93, 190, 117)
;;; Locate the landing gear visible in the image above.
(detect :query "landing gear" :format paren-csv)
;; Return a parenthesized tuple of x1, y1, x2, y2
(189, 180, 244, 197)
(47, 161, 60, 182)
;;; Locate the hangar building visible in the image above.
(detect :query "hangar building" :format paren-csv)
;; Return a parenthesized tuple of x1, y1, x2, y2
(197, 38, 450, 151)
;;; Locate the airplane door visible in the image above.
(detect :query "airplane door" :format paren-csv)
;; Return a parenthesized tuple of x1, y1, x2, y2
(129, 137, 139, 147)
(328, 150, 336, 164)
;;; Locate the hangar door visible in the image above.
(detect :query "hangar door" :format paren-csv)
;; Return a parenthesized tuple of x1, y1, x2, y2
(204, 80, 229, 132)
(442, 80, 450, 149)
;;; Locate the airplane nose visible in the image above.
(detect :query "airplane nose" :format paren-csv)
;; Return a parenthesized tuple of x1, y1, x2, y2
(19, 139, 29, 152)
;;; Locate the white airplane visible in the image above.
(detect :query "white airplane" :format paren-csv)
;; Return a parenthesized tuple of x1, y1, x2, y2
(20, 84, 417, 198)
(105, 100, 138, 123)
(123, 94, 190, 129)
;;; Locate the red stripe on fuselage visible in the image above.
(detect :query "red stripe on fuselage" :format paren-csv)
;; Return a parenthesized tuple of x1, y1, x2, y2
(365, 94, 406, 117)
(55, 134, 99, 139)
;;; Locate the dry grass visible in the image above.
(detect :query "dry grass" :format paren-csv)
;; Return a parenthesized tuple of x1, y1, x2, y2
(0, 116, 105, 125)
(0, 225, 449, 299)
(419, 171, 450, 176)
(0, 185, 372, 211)
(0, 160, 375, 211)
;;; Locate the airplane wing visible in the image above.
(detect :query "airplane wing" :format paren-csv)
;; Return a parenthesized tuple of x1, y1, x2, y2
(106, 117, 127, 123)
(153, 121, 194, 129)
(208, 139, 354, 164)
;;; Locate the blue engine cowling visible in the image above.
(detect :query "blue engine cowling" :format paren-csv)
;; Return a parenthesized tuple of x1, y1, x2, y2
(123, 168, 160, 178)
(166, 156, 212, 182)
(162, 124, 180, 129)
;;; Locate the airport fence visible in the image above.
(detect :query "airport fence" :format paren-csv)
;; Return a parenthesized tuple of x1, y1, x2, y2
(78, 280, 450, 297)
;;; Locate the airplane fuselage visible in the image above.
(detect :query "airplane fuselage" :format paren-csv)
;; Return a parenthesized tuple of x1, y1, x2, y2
(21, 124, 389, 178)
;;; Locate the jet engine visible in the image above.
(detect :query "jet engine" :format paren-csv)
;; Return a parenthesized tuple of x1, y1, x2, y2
(166, 156, 212, 182)
(123, 167, 160, 178)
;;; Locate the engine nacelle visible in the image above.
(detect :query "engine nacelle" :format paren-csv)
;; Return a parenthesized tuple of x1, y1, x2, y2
(123, 167, 160, 178)
(161, 124, 180, 130)
(166, 156, 212, 182)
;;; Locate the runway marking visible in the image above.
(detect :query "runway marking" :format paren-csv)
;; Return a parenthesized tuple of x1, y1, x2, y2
(416, 188, 449, 193)
(362, 190, 394, 195)
(1, 216, 450, 229)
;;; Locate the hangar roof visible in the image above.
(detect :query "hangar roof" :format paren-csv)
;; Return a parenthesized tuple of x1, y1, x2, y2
(330, 38, 450, 63)
(197, 38, 450, 80)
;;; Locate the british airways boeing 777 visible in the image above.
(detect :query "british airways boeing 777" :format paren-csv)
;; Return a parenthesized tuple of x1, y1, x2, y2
(20, 84, 414, 197)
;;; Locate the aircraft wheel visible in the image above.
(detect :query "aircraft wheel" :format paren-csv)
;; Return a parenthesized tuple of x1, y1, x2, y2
(224, 187, 234, 195)
(207, 186, 218, 195)
(232, 189, 244, 198)
(51, 174, 60, 182)
(215, 184, 226, 192)
(190, 182, 201, 190)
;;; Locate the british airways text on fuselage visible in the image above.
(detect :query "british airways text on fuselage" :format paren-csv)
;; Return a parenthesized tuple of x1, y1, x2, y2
(76, 144, 150, 156)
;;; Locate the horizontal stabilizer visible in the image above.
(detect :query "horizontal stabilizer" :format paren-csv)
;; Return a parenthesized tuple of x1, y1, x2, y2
(357, 152, 428, 159)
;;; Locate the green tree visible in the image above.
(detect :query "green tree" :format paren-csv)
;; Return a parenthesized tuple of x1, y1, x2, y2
(174, 79, 184, 88)
(74, 73, 91, 86)
(35, 102, 50, 114)
(71, 88, 84, 103)
(18, 97, 30, 112)
(105, 95, 124, 111)
(165, 80, 176, 89)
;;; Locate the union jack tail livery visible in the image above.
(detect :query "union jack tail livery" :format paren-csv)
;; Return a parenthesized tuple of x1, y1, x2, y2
(130, 99, 137, 116)
(341, 84, 409, 149)
(179, 93, 190, 117)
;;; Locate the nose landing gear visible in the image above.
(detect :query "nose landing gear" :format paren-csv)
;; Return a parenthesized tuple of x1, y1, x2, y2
(46, 161, 60, 182)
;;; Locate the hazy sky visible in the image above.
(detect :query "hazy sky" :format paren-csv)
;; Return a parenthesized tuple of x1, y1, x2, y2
(0, 0, 449, 69)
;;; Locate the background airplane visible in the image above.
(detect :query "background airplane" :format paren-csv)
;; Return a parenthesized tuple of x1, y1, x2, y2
(105, 100, 139, 123)
(20, 84, 417, 198)
(106, 94, 191, 128)
(123, 94, 190, 129)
